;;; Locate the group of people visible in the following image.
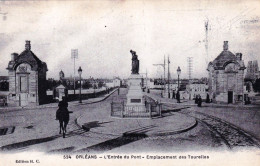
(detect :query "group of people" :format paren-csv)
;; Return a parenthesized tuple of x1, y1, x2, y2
(173, 90, 203, 106)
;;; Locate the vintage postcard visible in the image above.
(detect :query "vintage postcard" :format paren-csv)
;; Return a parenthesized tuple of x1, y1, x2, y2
(0, 0, 259, 166)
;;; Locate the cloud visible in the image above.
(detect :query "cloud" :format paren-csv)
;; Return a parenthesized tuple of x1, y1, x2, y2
(0, 0, 260, 79)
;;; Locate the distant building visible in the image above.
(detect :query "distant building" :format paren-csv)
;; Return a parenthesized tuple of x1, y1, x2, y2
(207, 41, 246, 104)
(105, 77, 122, 88)
(147, 78, 188, 91)
(6, 41, 48, 106)
(187, 83, 208, 99)
(112, 77, 121, 87)
(245, 60, 259, 81)
(165, 83, 178, 91)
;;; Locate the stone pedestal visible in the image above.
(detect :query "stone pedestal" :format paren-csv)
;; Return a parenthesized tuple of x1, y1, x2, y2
(126, 74, 145, 112)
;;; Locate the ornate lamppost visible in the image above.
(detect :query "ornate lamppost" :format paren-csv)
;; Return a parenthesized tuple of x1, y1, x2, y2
(177, 66, 181, 103)
(78, 66, 82, 103)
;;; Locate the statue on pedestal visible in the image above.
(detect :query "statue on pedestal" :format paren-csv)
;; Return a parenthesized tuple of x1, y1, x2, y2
(130, 50, 139, 74)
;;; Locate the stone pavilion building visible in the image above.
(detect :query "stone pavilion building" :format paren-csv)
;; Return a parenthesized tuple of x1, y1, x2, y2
(6, 41, 48, 106)
(207, 41, 246, 104)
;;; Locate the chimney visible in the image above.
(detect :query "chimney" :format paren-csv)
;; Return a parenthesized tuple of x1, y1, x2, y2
(25, 40, 31, 50)
(223, 41, 228, 51)
(236, 53, 242, 61)
(11, 53, 18, 61)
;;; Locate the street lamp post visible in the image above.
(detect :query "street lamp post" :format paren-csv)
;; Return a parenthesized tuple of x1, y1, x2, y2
(94, 81, 96, 98)
(78, 66, 82, 103)
(177, 66, 181, 103)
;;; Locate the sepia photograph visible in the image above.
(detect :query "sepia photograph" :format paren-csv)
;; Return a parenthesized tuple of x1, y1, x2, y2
(0, 0, 259, 165)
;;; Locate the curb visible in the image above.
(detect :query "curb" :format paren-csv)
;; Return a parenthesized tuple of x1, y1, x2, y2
(76, 112, 198, 138)
(147, 120, 198, 137)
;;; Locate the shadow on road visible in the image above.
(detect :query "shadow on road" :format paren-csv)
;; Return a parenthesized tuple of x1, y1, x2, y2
(82, 121, 113, 131)
(0, 128, 88, 151)
(0, 135, 60, 151)
(64, 128, 90, 138)
(162, 106, 190, 114)
(48, 146, 75, 154)
(75, 125, 155, 153)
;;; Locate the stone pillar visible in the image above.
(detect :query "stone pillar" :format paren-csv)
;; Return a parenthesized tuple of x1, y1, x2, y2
(126, 74, 145, 113)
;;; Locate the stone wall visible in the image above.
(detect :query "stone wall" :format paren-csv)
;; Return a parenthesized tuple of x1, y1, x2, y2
(212, 70, 244, 104)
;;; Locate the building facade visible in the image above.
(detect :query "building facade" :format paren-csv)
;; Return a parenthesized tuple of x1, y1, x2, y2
(245, 60, 259, 81)
(187, 83, 208, 99)
(6, 41, 48, 106)
(207, 41, 246, 104)
(106, 77, 122, 88)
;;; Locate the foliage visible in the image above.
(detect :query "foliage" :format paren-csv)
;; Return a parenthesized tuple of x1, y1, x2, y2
(0, 81, 9, 91)
(253, 78, 260, 92)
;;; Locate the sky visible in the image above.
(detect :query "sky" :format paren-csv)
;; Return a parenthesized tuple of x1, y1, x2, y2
(0, 0, 260, 79)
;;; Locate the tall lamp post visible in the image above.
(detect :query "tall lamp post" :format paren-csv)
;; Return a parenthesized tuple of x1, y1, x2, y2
(177, 66, 181, 103)
(94, 80, 96, 98)
(78, 66, 82, 103)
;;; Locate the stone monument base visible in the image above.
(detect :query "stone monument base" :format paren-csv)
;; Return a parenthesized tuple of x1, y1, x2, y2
(126, 74, 146, 113)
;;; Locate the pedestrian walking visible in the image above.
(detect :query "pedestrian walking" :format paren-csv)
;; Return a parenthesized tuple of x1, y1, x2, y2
(3, 97, 6, 107)
(197, 95, 202, 107)
(195, 95, 198, 104)
(176, 91, 180, 103)
(206, 93, 210, 103)
(172, 90, 175, 99)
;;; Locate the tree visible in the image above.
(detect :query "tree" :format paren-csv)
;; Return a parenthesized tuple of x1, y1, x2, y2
(0, 81, 9, 91)
(82, 81, 92, 89)
(98, 81, 104, 88)
(46, 79, 58, 90)
(253, 78, 260, 92)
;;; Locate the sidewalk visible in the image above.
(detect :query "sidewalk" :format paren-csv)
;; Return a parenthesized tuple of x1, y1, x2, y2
(144, 92, 260, 108)
(0, 88, 119, 112)
(145, 92, 196, 106)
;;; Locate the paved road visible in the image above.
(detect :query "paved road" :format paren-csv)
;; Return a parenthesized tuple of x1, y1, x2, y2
(0, 88, 259, 153)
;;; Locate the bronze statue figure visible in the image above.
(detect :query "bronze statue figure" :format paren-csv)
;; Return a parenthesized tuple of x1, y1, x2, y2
(130, 50, 139, 74)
